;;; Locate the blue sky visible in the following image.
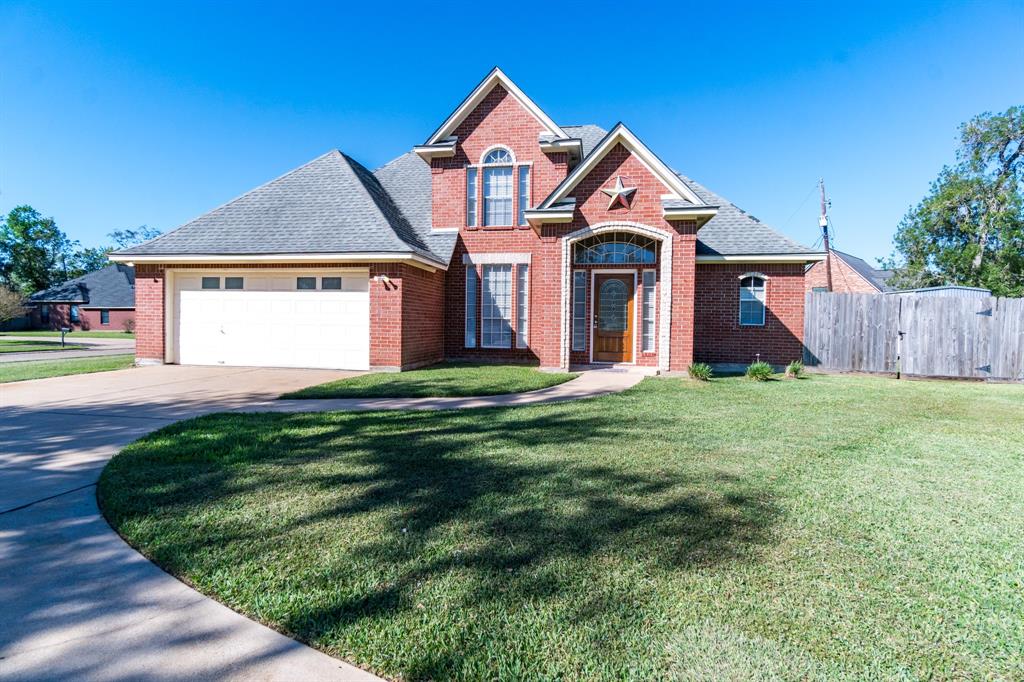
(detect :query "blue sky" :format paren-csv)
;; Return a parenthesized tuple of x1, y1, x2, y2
(2, 1, 1021, 265)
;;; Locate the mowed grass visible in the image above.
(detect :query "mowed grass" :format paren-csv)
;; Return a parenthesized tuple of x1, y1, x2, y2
(0, 339, 85, 353)
(281, 362, 576, 399)
(0, 330, 135, 338)
(0, 354, 134, 383)
(99, 375, 1024, 681)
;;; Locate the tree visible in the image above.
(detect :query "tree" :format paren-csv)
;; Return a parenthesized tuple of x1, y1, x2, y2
(0, 286, 26, 323)
(0, 206, 78, 295)
(885, 107, 1024, 297)
(109, 225, 161, 250)
(71, 246, 114, 277)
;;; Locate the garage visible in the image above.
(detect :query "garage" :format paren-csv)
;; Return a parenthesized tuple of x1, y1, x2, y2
(172, 271, 370, 370)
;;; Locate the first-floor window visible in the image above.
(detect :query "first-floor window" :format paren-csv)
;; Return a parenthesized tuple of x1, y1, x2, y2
(572, 271, 587, 351)
(641, 270, 656, 352)
(481, 264, 512, 348)
(70, 305, 79, 323)
(739, 276, 766, 326)
(225, 276, 244, 290)
(201, 277, 220, 289)
(100, 309, 110, 325)
(41, 304, 50, 324)
(516, 264, 529, 348)
(465, 265, 478, 348)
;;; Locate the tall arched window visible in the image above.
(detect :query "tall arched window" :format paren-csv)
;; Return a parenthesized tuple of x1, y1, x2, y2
(482, 147, 514, 226)
(739, 275, 766, 326)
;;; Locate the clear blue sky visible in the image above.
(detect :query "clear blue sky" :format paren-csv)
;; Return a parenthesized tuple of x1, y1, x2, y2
(2, 1, 1021, 265)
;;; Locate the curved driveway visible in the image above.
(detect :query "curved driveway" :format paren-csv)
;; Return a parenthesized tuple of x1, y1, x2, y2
(0, 365, 642, 681)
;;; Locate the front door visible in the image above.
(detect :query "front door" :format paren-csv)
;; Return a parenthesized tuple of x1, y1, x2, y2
(593, 273, 634, 363)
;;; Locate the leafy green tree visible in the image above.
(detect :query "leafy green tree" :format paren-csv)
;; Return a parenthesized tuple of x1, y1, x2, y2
(71, 246, 114, 277)
(885, 107, 1024, 297)
(109, 225, 161, 250)
(0, 206, 78, 294)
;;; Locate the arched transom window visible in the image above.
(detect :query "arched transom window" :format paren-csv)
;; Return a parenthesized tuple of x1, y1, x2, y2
(573, 231, 658, 265)
(482, 147, 514, 226)
(739, 275, 766, 326)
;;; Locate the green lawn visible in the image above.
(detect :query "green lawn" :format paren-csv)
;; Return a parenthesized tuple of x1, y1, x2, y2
(281, 362, 576, 399)
(99, 375, 1024, 681)
(0, 339, 85, 353)
(0, 330, 135, 338)
(0, 354, 135, 383)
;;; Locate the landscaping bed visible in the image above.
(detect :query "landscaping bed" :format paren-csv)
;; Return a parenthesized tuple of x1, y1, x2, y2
(99, 375, 1024, 680)
(281, 362, 576, 399)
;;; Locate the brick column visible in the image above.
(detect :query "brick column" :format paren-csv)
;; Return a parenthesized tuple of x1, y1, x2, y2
(134, 265, 166, 364)
(369, 264, 403, 371)
(670, 232, 697, 371)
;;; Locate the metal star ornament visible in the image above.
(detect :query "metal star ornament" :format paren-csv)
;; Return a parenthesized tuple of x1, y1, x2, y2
(601, 176, 637, 210)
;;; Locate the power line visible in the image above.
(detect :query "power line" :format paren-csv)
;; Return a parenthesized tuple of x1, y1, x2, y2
(781, 183, 820, 231)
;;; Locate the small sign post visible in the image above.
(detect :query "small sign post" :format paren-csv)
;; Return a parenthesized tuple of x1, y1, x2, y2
(60, 326, 72, 348)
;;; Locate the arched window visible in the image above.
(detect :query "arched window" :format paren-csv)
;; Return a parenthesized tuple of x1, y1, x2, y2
(739, 275, 766, 326)
(481, 147, 514, 226)
(573, 231, 658, 265)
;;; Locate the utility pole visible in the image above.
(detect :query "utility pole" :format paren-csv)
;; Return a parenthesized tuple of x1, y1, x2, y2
(819, 178, 833, 292)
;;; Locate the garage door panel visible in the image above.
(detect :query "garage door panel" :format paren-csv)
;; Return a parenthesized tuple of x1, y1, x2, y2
(175, 273, 369, 370)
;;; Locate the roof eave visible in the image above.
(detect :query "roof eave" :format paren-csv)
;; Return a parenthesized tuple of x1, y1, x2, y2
(696, 252, 826, 263)
(108, 251, 449, 272)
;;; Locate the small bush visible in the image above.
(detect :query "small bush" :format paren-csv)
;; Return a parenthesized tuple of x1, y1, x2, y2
(746, 361, 774, 381)
(785, 360, 804, 378)
(123, 318, 135, 333)
(688, 363, 713, 381)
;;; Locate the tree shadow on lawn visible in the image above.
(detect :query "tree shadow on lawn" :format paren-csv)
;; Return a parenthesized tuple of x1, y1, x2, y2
(100, 401, 780, 678)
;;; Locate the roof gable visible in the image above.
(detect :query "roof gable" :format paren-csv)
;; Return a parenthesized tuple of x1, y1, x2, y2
(538, 123, 704, 210)
(29, 264, 135, 307)
(424, 67, 568, 145)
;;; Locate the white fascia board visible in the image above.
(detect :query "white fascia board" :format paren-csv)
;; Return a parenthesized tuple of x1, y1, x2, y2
(539, 138, 582, 153)
(538, 123, 703, 209)
(108, 252, 448, 271)
(425, 67, 568, 145)
(696, 253, 827, 263)
(524, 209, 574, 225)
(663, 206, 719, 220)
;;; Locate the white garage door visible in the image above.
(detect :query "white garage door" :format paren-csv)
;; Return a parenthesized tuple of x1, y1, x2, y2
(174, 272, 369, 370)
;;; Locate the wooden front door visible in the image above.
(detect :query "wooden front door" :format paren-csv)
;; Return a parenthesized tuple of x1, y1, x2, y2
(593, 273, 634, 363)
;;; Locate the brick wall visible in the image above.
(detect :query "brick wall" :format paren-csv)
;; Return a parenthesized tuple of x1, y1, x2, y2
(693, 263, 805, 366)
(27, 304, 134, 332)
(805, 256, 879, 294)
(134, 265, 166, 362)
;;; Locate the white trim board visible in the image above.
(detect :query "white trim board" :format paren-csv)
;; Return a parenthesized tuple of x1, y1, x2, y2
(109, 252, 446, 272)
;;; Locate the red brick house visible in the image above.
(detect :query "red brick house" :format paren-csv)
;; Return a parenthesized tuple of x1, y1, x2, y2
(805, 250, 893, 294)
(27, 264, 135, 331)
(111, 68, 822, 372)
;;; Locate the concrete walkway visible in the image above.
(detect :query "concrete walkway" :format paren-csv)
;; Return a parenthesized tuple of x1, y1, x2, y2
(0, 335, 135, 364)
(0, 365, 642, 681)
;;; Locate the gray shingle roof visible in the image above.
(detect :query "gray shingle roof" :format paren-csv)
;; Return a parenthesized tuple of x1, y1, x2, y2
(113, 150, 451, 264)
(833, 250, 894, 291)
(561, 125, 606, 157)
(29, 264, 135, 308)
(373, 151, 457, 264)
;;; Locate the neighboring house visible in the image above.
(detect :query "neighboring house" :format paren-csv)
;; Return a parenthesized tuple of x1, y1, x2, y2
(805, 250, 893, 294)
(110, 68, 823, 371)
(886, 285, 992, 298)
(28, 264, 136, 331)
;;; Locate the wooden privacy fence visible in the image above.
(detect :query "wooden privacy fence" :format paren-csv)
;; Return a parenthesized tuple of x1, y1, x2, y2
(803, 292, 1024, 381)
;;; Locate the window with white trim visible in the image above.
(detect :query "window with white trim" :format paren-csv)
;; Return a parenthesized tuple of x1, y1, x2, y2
(466, 167, 478, 227)
(517, 165, 530, 226)
(739, 276, 766, 326)
(482, 148, 514, 226)
(100, 309, 110, 325)
(481, 264, 512, 348)
(70, 305, 79, 323)
(465, 265, 478, 348)
(641, 270, 656, 352)
(516, 264, 529, 348)
(572, 271, 587, 352)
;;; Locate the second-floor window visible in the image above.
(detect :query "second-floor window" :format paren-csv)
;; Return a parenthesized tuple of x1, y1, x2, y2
(482, 148, 514, 226)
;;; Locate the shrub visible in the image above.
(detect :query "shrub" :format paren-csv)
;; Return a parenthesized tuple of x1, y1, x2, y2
(746, 361, 774, 381)
(123, 318, 135, 333)
(687, 362, 713, 381)
(785, 360, 804, 378)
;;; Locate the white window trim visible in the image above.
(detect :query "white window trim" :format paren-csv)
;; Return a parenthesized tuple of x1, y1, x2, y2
(739, 276, 767, 327)
(517, 165, 531, 226)
(483, 165, 514, 227)
(516, 264, 529, 349)
(641, 269, 656, 353)
(479, 145, 517, 165)
(481, 264, 513, 349)
(466, 167, 478, 228)
(571, 270, 587, 352)
(465, 265, 477, 348)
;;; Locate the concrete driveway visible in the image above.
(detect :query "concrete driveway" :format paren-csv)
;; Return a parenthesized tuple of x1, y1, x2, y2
(0, 366, 379, 681)
(0, 335, 136, 363)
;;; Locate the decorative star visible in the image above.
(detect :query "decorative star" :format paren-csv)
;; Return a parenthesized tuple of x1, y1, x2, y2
(601, 176, 637, 210)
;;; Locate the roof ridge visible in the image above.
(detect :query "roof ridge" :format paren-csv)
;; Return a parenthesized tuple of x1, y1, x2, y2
(337, 153, 418, 253)
(113, 150, 346, 255)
